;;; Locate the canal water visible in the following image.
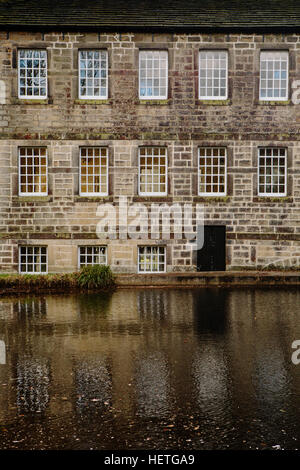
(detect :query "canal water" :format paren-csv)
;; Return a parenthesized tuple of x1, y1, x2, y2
(0, 287, 299, 450)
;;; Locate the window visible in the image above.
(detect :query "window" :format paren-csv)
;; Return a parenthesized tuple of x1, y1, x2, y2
(139, 147, 167, 196)
(18, 49, 47, 99)
(199, 50, 228, 100)
(78, 246, 107, 268)
(80, 147, 108, 196)
(198, 147, 227, 196)
(19, 246, 48, 274)
(260, 51, 288, 100)
(258, 148, 287, 196)
(79, 50, 108, 99)
(138, 246, 166, 273)
(19, 147, 47, 196)
(139, 50, 168, 99)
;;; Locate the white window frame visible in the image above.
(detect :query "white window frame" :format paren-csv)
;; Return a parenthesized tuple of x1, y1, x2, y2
(19, 147, 48, 196)
(138, 147, 168, 196)
(257, 148, 287, 197)
(79, 147, 109, 196)
(199, 50, 228, 100)
(138, 246, 166, 273)
(18, 49, 48, 99)
(139, 50, 168, 100)
(19, 246, 48, 274)
(78, 246, 107, 269)
(198, 147, 227, 196)
(78, 49, 108, 100)
(259, 51, 289, 101)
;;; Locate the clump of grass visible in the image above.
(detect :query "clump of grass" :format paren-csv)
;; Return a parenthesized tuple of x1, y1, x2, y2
(0, 267, 115, 294)
(77, 265, 115, 290)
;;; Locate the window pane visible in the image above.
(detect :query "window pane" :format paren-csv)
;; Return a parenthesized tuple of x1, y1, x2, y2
(19, 246, 48, 274)
(139, 51, 168, 99)
(199, 51, 228, 99)
(258, 148, 287, 196)
(198, 148, 227, 195)
(79, 50, 108, 99)
(139, 148, 167, 195)
(260, 51, 288, 100)
(138, 246, 166, 273)
(19, 148, 47, 195)
(18, 50, 47, 98)
(80, 147, 108, 195)
(79, 246, 107, 267)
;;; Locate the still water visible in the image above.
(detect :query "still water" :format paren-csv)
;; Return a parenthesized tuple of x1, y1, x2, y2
(0, 287, 300, 450)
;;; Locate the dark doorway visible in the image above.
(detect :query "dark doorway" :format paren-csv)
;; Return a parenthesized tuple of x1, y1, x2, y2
(197, 225, 226, 271)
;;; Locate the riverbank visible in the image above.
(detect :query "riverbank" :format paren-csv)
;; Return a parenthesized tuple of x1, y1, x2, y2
(0, 270, 300, 295)
(116, 271, 300, 288)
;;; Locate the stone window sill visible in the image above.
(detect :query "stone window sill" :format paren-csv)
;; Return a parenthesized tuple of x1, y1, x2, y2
(74, 196, 113, 203)
(253, 196, 293, 203)
(11, 98, 52, 105)
(193, 196, 231, 203)
(257, 100, 291, 106)
(13, 196, 53, 202)
(196, 99, 231, 106)
(137, 99, 172, 106)
(74, 99, 111, 105)
(132, 196, 173, 203)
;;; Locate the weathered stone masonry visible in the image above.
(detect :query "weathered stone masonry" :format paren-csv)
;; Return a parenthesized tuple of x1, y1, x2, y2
(1, 31, 300, 273)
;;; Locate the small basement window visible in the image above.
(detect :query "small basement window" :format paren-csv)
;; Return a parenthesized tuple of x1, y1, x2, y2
(138, 246, 166, 273)
(78, 246, 107, 268)
(19, 246, 48, 274)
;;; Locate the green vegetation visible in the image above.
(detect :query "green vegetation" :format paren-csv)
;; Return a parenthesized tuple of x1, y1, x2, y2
(78, 265, 115, 289)
(0, 265, 115, 295)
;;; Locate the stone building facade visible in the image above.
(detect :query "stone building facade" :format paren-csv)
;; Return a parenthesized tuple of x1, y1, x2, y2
(1, 28, 300, 273)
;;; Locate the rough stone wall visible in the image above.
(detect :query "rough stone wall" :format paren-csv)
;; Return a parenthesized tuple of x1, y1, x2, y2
(0, 31, 300, 272)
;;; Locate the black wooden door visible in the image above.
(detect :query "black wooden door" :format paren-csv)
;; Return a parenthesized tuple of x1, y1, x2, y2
(197, 225, 226, 271)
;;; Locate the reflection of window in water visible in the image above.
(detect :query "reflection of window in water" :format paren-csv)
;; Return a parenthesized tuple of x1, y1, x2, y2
(0, 301, 14, 320)
(135, 353, 170, 418)
(75, 359, 111, 414)
(14, 298, 47, 318)
(254, 348, 288, 412)
(137, 290, 169, 318)
(192, 346, 230, 417)
(17, 358, 50, 413)
(0, 340, 5, 364)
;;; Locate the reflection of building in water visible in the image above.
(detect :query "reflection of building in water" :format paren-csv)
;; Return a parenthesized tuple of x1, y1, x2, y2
(16, 358, 50, 413)
(75, 358, 111, 414)
(192, 345, 231, 418)
(135, 352, 169, 418)
(137, 290, 169, 319)
(226, 289, 295, 414)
